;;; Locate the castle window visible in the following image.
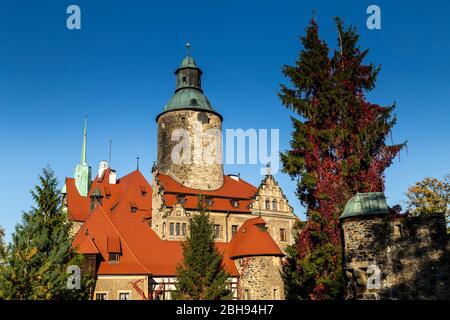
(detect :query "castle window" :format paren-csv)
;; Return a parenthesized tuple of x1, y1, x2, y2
(162, 222, 166, 237)
(109, 253, 119, 264)
(280, 228, 286, 242)
(272, 199, 277, 210)
(182, 223, 187, 236)
(214, 224, 221, 239)
(243, 289, 250, 300)
(232, 225, 238, 238)
(119, 292, 130, 300)
(176, 223, 181, 236)
(393, 224, 403, 239)
(206, 197, 213, 207)
(169, 223, 174, 236)
(273, 288, 279, 300)
(177, 195, 186, 205)
(95, 293, 107, 300)
(265, 199, 270, 210)
(230, 199, 239, 208)
(130, 202, 138, 213)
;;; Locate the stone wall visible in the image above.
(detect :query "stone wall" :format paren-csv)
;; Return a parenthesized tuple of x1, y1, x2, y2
(342, 214, 450, 299)
(157, 110, 224, 191)
(234, 256, 285, 300)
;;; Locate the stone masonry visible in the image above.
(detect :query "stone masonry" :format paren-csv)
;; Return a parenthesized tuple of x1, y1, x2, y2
(234, 256, 285, 300)
(342, 213, 450, 299)
(156, 110, 224, 191)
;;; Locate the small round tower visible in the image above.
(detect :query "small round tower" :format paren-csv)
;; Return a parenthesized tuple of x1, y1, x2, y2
(156, 44, 224, 190)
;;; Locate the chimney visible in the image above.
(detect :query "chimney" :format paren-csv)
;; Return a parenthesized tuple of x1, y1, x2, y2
(109, 169, 117, 184)
(98, 160, 109, 178)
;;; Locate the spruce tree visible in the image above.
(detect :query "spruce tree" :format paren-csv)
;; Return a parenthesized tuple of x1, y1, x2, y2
(0, 226, 5, 265)
(0, 167, 92, 300)
(173, 195, 230, 300)
(279, 17, 405, 299)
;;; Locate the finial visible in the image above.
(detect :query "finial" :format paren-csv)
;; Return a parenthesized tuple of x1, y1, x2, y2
(109, 137, 112, 165)
(81, 115, 88, 165)
(136, 156, 140, 171)
(312, 10, 317, 22)
(186, 42, 191, 56)
(266, 162, 272, 176)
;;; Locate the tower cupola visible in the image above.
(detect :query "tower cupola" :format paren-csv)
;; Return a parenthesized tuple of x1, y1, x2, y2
(157, 43, 221, 120)
(155, 44, 224, 190)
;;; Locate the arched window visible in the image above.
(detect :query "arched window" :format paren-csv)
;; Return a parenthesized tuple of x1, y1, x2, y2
(265, 199, 270, 210)
(272, 199, 277, 211)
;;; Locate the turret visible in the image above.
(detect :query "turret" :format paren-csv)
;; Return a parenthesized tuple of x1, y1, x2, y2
(156, 43, 224, 190)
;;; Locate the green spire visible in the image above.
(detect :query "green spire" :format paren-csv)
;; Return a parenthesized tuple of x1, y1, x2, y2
(74, 116, 91, 196)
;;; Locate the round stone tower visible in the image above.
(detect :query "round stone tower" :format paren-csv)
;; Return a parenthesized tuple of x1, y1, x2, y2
(156, 44, 224, 190)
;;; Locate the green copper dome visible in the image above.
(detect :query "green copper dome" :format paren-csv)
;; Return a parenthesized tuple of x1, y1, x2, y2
(164, 88, 214, 112)
(157, 45, 222, 121)
(340, 192, 389, 220)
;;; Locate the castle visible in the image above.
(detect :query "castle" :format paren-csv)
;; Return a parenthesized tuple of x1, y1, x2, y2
(62, 48, 298, 300)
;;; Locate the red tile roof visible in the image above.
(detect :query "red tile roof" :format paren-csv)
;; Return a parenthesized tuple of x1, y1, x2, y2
(68, 170, 281, 277)
(157, 173, 258, 213)
(65, 170, 151, 223)
(227, 217, 284, 259)
(75, 234, 99, 254)
(65, 178, 90, 222)
(73, 206, 238, 276)
(107, 236, 121, 253)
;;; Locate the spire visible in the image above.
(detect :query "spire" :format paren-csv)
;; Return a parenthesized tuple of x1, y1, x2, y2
(186, 42, 190, 56)
(73, 116, 91, 197)
(81, 115, 87, 164)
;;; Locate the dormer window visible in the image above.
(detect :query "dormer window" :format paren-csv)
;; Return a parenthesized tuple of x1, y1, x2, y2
(231, 199, 239, 208)
(256, 224, 267, 232)
(140, 185, 147, 196)
(109, 253, 119, 264)
(130, 202, 138, 213)
(177, 195, 186, 205)
(90, 188, 103, 212)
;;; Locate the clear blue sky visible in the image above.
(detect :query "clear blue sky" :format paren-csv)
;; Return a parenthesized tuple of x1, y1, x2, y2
(1, 0, 450, 241)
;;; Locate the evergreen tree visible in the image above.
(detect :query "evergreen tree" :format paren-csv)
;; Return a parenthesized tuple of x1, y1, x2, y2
(0, 167, 92, 300)
(0, 226, 5, 265)
(279, 17, 405, 299)
(173, 195, 230, 300)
